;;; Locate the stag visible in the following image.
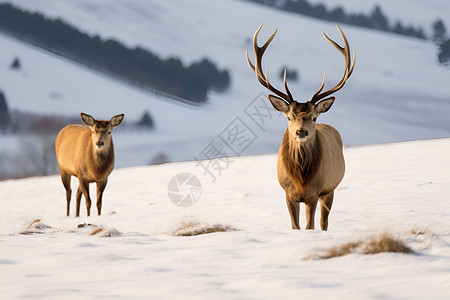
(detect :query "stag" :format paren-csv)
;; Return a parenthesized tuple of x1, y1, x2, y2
(246, 24, 355, 230)
(55, 113, 124, 217)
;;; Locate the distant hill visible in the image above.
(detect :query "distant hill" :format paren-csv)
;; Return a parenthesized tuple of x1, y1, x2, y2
(0, 3, 230, 103)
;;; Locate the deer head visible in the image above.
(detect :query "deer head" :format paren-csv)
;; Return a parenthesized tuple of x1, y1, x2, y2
(81, 113, 124, 152)
(246, 24, 355, 143)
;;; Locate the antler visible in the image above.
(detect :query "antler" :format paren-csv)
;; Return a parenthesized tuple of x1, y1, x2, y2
(310, 24, 356, 104)
(246, 24, 294, 104)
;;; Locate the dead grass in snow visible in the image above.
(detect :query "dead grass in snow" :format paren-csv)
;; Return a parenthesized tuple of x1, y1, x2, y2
(305, 231, 415, 260)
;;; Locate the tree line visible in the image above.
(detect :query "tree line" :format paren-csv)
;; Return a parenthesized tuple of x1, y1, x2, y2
(0, 3, 230, 103)
(249, 0, 427, 39)
(434, 20, 450, 65)
(249, 0, 450, 66)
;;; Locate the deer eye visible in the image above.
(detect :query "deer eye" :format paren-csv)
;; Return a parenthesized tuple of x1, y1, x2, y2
(313, 117, 317, 122)
(107, 131, 111, 135)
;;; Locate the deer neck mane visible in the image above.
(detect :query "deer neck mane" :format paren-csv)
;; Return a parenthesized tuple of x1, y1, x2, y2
(281, 128, 322, 188)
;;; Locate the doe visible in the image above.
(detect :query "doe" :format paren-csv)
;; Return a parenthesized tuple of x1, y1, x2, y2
(55, 113, 124, 216)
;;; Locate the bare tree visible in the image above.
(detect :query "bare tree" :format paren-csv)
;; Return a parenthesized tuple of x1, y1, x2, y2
(13, 134, 58, 177)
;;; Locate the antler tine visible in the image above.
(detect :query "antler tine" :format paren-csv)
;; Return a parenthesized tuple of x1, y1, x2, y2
(283, 69, 294, 101)
(310, 24, 356, 104)
(311, 72, 326, 101)
(246, 24, 294, 104)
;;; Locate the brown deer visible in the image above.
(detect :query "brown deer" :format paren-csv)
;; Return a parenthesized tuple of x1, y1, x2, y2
(55, 113, 124, 217)
(246, 24, 355, 230)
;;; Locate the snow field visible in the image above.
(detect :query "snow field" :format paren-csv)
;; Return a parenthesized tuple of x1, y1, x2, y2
(0, 138, 449, 299)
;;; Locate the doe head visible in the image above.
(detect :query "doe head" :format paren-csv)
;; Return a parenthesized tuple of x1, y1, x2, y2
(81, 113, 124, 151)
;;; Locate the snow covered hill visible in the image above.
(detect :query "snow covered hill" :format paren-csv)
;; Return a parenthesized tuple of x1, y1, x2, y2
(0, 138, 449, 299)
(0, 0, 449, 175)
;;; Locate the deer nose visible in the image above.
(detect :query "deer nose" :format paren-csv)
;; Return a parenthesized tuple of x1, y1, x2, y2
(296, 129, 309, 138)
(96, 141, 104, 147)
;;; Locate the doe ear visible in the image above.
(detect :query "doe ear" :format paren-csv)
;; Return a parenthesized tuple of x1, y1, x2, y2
(315, 97, 335, 115)
(110, 114, 124, 127)
(268, 95, 290, 113)
(80, 113, 95, 127)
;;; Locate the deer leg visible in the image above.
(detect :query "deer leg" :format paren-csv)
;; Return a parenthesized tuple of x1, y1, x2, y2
(60, 172, 71, 216)
(96, 180, 107, 216)
(286, 197, 300, 230)
(305, 199, 318, 230)
(319, 191, 334, 231)
(79, 180, 92, 217)
(76, 186, 83, 217)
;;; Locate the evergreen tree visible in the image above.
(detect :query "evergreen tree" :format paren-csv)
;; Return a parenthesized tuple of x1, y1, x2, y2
(393, 21, 405, 35)
(0, 91, 10, 130)
(370, 5, 389, 31)
(438, 39, 450, 65)
(138, 111, 155, 129)
(330, 6, 346, 23)
(279, 67, 299, 82)
(10, 57, 21, 70)
(433, 19, 446, 43)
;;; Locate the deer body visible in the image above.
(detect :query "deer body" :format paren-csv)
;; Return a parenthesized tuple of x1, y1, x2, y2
(246, 24, 355, 230)
(55, 113, 124, 217)
(278, 123, 344, 230)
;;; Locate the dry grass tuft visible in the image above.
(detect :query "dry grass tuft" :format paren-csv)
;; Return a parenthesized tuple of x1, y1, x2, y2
(20, 219, 53, 235)
(26, 219, 52, 230)
(306, 231, 414, 260)
(77, 223, 97, 229)
(173, 220, 235, 236)
(90, 227, 121, 237)
(410, 228, 429, 236)
(318, 241, 362, 259)
(90, 227, 104, 236)
(26, 219, 42, 229)
(363, 232, 413, 255)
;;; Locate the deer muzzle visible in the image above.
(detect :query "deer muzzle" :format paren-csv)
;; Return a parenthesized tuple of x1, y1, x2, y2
(296, 129, 309, 142)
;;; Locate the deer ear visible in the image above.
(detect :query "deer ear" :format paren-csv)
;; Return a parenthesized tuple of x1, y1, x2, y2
(81, 113, 95, 127)
(110, 114, 124, 127)
(315, 97, 335, 115)
(268, 95, 289, 113)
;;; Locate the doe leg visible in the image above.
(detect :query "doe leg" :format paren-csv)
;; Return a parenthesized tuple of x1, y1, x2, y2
(60, 172, 71, 216)
(319, 191, 334, 231)
(79, 180, 92, 217)
(96, 180, 107, 216)
(76, 186, 83, 217)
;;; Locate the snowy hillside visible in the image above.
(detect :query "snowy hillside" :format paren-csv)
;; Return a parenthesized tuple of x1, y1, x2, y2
(1, 138, 450, 299)
(0, 1, 449, 171)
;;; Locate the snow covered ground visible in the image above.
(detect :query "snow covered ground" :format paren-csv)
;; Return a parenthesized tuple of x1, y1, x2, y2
(0, 0, 449, 176)
(1, 138, 450, 299)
